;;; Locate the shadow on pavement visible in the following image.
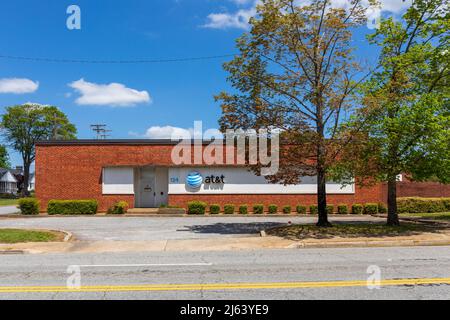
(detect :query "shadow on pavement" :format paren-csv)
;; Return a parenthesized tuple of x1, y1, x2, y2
(181, 222, 288, 235)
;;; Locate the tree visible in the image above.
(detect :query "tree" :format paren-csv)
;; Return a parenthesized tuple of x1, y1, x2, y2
(0, 145, 10, 169)
(216, 0, 371, 226)
(0, 104, 77, 196)
(334, 0, 449, 226)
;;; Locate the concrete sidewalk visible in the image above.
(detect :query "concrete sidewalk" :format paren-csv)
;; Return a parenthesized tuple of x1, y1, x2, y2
(2, 231, 450, 255)
(0, 206, 19, 215)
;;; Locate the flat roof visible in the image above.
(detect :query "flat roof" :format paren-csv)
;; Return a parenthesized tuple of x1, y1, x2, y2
(35, 139, 219, 146)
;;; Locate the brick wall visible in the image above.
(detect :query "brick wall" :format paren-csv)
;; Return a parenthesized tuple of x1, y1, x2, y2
(36, 143, 385, 212)
(36, 144, 175, 212)
(381, 181, 450, 200)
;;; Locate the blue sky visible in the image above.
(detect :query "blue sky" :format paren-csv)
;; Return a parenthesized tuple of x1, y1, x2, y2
(0, 0, 410, 167)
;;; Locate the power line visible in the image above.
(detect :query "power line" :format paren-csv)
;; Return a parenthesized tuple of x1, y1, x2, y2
(0, 53, 236, 64)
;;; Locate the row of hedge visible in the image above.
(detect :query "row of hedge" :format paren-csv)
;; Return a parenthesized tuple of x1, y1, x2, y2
(187, 201, 388, 215)
(18, 197, 450, 215)
(397, 197, 450, 213)
(18, 199, 129, 215)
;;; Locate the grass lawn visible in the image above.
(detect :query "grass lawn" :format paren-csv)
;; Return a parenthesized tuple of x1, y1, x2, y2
(400, 212, 450, 221)
(0, 229, 64, 244)
(0, 198, 19, 207)
(266, 222, 446, 240)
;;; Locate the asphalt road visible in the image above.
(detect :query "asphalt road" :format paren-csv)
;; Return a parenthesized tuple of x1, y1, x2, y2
(0, 246, 449, 300)
(0, 215, 384, 241)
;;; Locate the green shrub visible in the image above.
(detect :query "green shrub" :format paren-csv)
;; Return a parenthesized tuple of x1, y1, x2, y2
(397, 197, 450, 213)
(47, 200, 98, 215)
(310, 205, 318, 215)
(209, 204, 221, 215)
(18, 198, 40, 215)
(378, 203, 387, 214)
(253, 204, 264, 215)
(326, 205, 334, 215)
(224, 204, 235, 215)
(107, 201, 128, 215)
(296, 205, 307, 215)
(187, 201, 207, 215)
(443, 199, 450, 211)
(364, 203, 379, 215)
(282, 206, 292, 214)
(337, 204, 348, 215)
(352, 204, 364, 215)
(268, 204, 278, 214)
(239, 205, 248, 215)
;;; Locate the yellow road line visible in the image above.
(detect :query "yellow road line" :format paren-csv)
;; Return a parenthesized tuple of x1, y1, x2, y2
(0, 278, 449, 293)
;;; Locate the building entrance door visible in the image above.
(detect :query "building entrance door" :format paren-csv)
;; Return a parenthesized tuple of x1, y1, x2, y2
(137, 167, 156, 208)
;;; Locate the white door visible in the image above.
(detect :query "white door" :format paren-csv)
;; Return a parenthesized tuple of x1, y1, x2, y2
(139, 168, 156, 208)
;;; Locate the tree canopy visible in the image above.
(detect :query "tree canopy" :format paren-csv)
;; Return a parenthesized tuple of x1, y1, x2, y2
(333, 0, 449, 225)
(0, 103, 77, 195)
(217, 0, 371, 226)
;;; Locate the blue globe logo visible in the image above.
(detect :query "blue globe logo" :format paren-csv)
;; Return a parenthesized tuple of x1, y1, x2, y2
(186, 172, 203, 189)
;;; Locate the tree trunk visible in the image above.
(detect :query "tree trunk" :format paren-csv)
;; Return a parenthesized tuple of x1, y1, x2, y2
(315, 112, 331, 227)
(387, 177, 400, 226)
(21, 162, 31, 197)
(316, 165, 331, 227)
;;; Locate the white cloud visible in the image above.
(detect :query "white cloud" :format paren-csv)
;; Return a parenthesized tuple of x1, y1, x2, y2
(0, 78, 39, 94)
(379, 0, 412, 13)
(203, 7, 257, 30)
(144, 126, 193, 139)
(69, 78, 151, 107)
(135, 125, 223, 140)
(204, 0, 411, 30)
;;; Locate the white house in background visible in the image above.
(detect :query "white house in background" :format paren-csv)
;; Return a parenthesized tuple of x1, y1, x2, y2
(28, 173, 35, 192)
(0, 168, 18, 194)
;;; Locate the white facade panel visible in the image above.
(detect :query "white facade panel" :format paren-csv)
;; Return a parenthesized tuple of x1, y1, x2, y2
(102, 167, 134, 195)
(168, 167, 354, 195)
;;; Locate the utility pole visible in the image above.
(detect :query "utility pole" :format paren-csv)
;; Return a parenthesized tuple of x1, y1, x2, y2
(90, 124, 112, 140)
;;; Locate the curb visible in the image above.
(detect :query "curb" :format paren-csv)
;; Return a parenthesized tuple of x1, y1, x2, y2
(287, 239, 450, 249)
(372, 214, 450, 226)
(59, 230, 73, 242)
(0, 250, 24, 255)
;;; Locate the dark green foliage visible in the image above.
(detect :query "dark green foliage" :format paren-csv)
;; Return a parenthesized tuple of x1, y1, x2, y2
(282, 206, 292, 214)
(352, 204, 364, 215)
(210, 204, 221, 215)
(253, 204, 264, 214)
(107, 201, 128, 215)
(18, 198, 40, 215)
(47, 200, 98, 215)
(224, 204, 235, 215)
(268, 205, 278, 214)
(338, 204, 348, 215)
(296, 205, 307, 214)
(310, 205, 318, 215)
(378, 203, 387, 214)
(239, 205, 248, 215)
(397, 198, 450, 213)
(326, 205, 334, 215)
(364, 203, 379, 215)
(187, 201, 207, 215)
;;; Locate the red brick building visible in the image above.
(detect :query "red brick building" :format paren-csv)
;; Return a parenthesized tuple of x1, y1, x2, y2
(35, 140, 386, 212)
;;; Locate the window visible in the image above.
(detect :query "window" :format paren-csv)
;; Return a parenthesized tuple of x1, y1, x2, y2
(102, 167, 134, 195)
